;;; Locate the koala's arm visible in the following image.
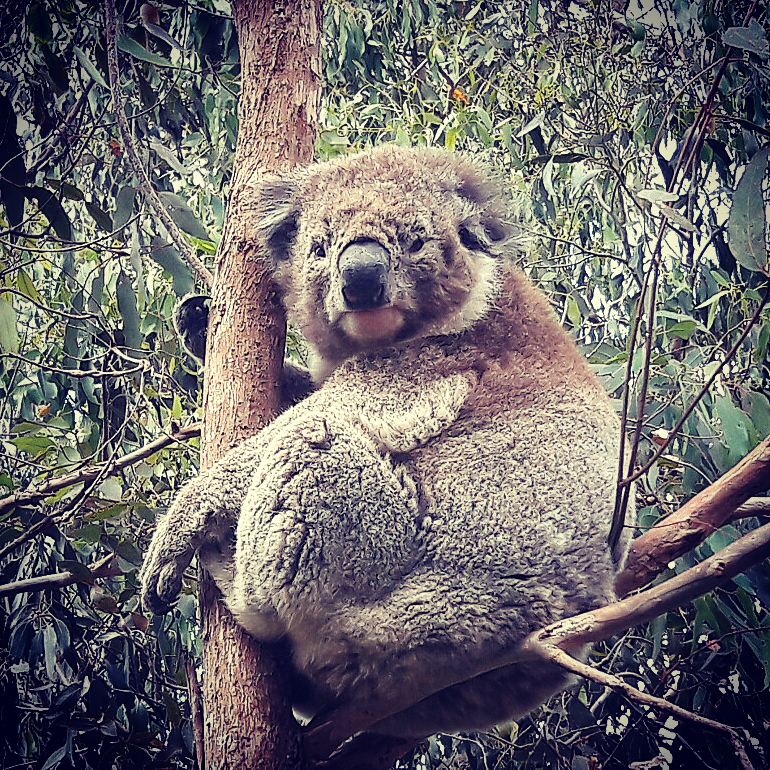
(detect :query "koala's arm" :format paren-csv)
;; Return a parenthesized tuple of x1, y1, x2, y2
(175, 294, 315, 408)
(281, 360, 315, 406)
(140, 434, 265, 613)
(356, 370, 478, 453)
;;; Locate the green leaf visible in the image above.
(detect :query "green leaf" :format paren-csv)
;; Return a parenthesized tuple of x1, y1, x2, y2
(74, 46, 107, 87)
(566, 294, 581, 328)
(26, 3, 52, 40)
(117, 35, 172, 67)
(11, 435, 56, 456)
(637, 188, 678, 203)
(58, 559, 97, 584)
(40, 745, 66, 770)
(665, 320, 697, 339)
(0, 296, 19, 353)
(24, 186, 72, 240)
(97, 477, 123, 502)
(656, 202, 696, 232)
(16, 269, 41, 303)
(722, 19, 769, 58)
(714, 396, 753, 462)
(157, 191, 210, 240)
(46, 179, 84, 201)
(116, 271, 141, 350)
(143, 22, 182, 50)
(41, 45, 69, 92)
(728, 147, 769, 273)
(42, 623, 57, 680)
(113, 185, 136, 230)
(527, 0, 539, 34)
(149, 237, 194, 297)
(150, 139, 189, 176)
(755, 322, 770, 366)
(86, 200, 113, 232)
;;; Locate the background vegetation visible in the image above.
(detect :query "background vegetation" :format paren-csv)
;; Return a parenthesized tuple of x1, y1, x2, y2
(0, 0, 768, 768)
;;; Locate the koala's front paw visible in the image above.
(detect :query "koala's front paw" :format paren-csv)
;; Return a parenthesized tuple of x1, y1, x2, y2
(140, 540, 195, 614)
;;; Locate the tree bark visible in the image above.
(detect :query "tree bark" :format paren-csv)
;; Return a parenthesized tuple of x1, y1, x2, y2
(199, 2, 321, 769)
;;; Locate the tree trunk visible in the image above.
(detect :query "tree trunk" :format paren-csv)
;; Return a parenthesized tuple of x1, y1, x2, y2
(198, 2, 321, 768)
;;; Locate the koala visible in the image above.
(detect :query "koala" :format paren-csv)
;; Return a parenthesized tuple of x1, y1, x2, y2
(174, 293, 315, 407)
(141, 145, 632, 759)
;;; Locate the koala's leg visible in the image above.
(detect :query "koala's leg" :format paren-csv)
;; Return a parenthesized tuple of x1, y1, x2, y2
(225, 413, 426, 639)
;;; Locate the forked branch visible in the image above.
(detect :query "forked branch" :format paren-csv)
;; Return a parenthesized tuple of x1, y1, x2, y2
(0, 553, 120, 599)
(0, 422, 201, 520)
(616, 435, 770, 596)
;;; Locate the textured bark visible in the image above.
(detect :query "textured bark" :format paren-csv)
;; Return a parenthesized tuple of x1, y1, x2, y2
(616, 436, 770, 596)
(199, 1, 321, 768)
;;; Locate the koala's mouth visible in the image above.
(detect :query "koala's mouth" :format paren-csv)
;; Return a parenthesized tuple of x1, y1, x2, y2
(340, 306, 405, 342)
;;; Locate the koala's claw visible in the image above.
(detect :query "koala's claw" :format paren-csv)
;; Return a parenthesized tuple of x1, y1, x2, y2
(140, 555, 188, 615)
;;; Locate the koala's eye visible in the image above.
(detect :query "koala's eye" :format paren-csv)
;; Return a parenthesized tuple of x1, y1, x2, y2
(409, 237, 425, 253)
(459, 225, 484, 251)
(310, 242, 326, 259)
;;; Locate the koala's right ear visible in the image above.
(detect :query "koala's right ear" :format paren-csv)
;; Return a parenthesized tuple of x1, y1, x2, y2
(249, 172, 302, 263)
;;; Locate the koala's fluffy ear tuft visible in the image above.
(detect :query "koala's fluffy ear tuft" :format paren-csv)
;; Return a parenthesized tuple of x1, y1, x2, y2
(250, 173, 302, 263)
(454, 161, 514, 254)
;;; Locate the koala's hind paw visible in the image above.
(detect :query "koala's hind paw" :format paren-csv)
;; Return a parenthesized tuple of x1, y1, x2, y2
(140, 551, 191, 615)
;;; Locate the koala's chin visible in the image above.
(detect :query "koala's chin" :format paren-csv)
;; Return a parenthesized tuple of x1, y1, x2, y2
(340, 306, 405, 344)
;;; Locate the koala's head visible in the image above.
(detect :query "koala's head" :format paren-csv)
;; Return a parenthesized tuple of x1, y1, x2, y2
(250, 145, 515, 364)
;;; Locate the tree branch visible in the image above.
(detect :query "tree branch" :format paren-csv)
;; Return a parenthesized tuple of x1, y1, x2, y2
(0, 553, 120, 599)
(530, 643, 753, 770)
(732, 496, 770, 520)
(615, 435, 770, 596)
(103, 0, 213, 288)
(0, 423, 201, 520)
(185, 654, 206, 770)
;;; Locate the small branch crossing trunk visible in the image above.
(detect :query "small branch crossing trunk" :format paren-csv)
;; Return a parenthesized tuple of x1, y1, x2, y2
(198, 1, 321, 767)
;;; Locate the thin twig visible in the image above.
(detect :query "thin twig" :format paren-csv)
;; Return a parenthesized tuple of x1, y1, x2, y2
(622, 285, 770, 485)
(186, 655, 206, 770)
(0, 554, 120, 599)
(531, 644, 753, 770)
(103, 0, 213, 288)
(0, 423, 201, 521)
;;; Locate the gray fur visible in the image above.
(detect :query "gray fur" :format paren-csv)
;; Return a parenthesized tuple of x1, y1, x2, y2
(141, 145, 632, 742)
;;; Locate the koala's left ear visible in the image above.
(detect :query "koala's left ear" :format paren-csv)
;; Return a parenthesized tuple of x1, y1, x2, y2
(455, 164, 513, 254)
(247, 171, 303, 263)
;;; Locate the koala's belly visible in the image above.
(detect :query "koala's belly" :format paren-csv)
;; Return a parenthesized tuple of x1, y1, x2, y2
(405, 402, 622, 611)
(228, 396, 622, 723)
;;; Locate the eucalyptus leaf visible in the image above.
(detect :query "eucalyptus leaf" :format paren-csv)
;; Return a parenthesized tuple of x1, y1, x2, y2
(116, 272, 142, 350)
(113, 185, 136, 230)
(0, 296, 19, 353)
(723, 19, 769, 57)
(728, 146, 769, 273)
(157, 191, 210, 240)
(149, 236, 194, 297)
(24, 186, 72, 240)
(117, 35, 172, 67)
(74, 45, 107, 87)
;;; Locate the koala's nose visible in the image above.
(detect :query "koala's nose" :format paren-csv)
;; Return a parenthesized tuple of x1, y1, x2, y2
(339, 240, 390, 311)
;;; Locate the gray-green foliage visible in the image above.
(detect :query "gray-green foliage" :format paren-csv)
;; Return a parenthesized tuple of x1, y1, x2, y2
(0, 1, 768, 768)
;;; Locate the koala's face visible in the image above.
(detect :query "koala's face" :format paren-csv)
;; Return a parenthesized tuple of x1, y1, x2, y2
(252, 146, 513, 364)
